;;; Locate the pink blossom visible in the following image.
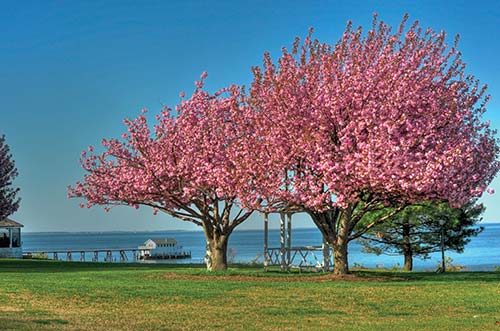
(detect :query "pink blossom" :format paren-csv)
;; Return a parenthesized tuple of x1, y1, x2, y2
(68, 79, 255, 270)
(244, 14, 498, 213)
(69, 15, 498, 272)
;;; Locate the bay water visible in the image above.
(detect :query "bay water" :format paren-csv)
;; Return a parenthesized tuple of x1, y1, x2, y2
(21, 223, 500, 271)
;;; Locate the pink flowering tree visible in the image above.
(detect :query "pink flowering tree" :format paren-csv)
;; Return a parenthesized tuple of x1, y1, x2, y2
(69, 75, 254, 271)
(248, 15, 499, 275)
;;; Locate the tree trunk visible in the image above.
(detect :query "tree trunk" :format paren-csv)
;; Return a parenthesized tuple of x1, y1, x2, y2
(205, 235, 228, 271)
(402, 219, 413, 271)
(403, 250, 413, 271)
(333, 215, 350, 275)
(309, 208, 351, 275)
(333, 238, 349, 275)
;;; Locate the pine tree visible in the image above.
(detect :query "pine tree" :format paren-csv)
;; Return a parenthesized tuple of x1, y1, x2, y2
(359, 201, 484, 271)
(0, 135, 20, 220)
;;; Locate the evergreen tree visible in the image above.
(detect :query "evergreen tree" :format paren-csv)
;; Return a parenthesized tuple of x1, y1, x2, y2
(359, 201, 484, 271)
(0, 135, 20, 220)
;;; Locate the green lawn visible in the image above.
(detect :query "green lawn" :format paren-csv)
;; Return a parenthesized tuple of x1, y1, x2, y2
(0, 259, 499, 331)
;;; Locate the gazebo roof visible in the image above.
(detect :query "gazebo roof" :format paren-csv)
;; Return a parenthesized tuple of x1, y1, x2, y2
(0, 218, 24, 228)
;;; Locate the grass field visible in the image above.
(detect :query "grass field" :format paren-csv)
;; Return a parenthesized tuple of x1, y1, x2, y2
(0, 259, 499, 331)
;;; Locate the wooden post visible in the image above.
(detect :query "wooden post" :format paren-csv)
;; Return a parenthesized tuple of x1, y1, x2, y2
(286, 213, 292, 270)
(264, 213, 269, 271)
(106, 250, 113, 262)
(280, 212, 286, 272)
(8, 228, 12, 248)
(322, 236, 330, 272)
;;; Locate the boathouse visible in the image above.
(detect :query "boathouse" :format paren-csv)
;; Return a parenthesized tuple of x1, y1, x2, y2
(138, 238, 191, 259)
(0, 218, 23, 258)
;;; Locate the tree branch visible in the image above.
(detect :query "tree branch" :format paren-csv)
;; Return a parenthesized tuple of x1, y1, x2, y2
(349, 205, 406, 241)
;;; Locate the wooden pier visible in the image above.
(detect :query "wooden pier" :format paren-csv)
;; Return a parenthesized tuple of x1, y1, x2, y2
(23, 248, 140, 263)
(139, 251, 191, 260)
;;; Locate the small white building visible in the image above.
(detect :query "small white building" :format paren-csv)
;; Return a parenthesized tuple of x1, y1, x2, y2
(138, 238, 190, 259)
(0, 218, 23, 258)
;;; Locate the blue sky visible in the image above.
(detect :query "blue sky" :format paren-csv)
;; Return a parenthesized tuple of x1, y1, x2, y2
(1, 0, 499, 232)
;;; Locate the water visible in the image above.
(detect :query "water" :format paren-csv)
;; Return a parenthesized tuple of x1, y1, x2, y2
(21, 223, 500, 271)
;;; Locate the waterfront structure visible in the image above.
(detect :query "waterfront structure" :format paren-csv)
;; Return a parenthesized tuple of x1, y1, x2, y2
(138, 238, 191, 259)
(264, 212, 332, 272)
(0, 218, 23, 258)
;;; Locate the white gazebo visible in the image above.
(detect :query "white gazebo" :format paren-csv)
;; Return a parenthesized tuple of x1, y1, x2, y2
(263, 212, 332, 272)
(0, 218, 23, 258)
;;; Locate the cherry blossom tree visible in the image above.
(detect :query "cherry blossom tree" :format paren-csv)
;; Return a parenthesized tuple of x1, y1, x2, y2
(69, 76, 254, 271)
(247, 15, 499, 275)
(0, 135, 20, 220)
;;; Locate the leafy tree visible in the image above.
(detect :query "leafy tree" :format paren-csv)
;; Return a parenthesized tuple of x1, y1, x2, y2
(246, 14, 499, 275)
(69, 76, 254, 271)
(0, 135, 20, 220)
(358, 201, 484, 271)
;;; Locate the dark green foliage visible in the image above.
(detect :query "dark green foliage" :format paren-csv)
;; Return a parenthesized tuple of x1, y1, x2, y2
(359, 201, 484, 269)
(0, 135, 20, 220)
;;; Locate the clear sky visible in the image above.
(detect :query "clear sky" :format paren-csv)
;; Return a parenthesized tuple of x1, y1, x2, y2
(1, 0, 499, 232)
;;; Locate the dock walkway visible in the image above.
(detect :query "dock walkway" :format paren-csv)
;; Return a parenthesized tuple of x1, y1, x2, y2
(23, 248, 139, 262)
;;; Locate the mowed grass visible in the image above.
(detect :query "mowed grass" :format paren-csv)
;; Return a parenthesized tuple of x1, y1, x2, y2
(0, 260, 499, 331)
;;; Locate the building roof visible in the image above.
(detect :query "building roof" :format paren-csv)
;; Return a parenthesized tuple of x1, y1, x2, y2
(0, 218, 23, 228)
(148, 238, 177, 245)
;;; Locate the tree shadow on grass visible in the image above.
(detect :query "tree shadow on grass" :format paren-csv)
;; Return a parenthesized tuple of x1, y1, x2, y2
(0, 259, 202, 273)
(0, 315, 68, 331)
(1, 260, 499, 283)
(353, 269, 500, 283)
